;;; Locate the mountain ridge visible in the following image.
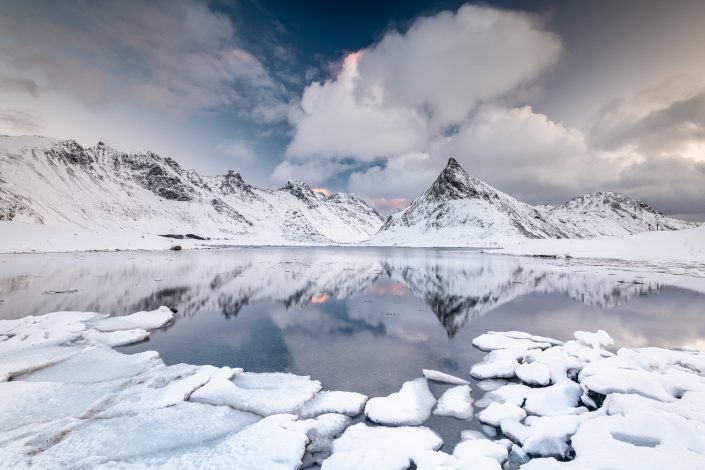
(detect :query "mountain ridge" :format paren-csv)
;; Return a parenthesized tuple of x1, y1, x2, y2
(0, 135, 383, 244)
(372, 157, 695, 246)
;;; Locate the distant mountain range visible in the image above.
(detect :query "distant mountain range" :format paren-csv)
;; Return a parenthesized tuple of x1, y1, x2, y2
(0, 136, 383, 244)
(371, 157, 694, 246)
(0, 136, 694, 246)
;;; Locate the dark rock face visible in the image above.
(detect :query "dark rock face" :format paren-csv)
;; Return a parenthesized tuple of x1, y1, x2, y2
(112, 152, 196, 202)
(211, 198, 251, 226)
(215, 170, 259, 201)
(140, 165, 194, 201)
(46, 140, 94, 166)
(281, 181, 321, 209)
(0, 189, 42, 223)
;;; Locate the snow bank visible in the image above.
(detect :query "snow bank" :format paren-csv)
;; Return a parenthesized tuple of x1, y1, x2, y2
(496, 225, 705, 264)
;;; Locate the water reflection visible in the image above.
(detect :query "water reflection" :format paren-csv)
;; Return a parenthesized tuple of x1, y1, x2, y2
(0, 248, 662, 328)
(2, 247, 703, 449)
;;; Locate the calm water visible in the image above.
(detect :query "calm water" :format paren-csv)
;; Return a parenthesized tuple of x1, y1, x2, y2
(1, 247, 704, 447)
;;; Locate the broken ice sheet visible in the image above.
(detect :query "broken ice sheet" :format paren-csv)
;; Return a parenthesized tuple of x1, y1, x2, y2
(322, 423, 443, 469)
(364, 377, 436, 426)
(433, 384, 473, 419)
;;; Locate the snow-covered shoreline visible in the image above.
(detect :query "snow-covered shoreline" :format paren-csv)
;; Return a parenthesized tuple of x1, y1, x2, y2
(2, 221, 703, 270)
(2, 306, 704, 468)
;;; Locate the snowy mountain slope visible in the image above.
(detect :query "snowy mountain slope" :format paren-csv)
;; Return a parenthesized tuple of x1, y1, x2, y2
(545, 191, 694, 237)
(370, 158, 696, 246)
(0, 135, 383, 244)
(371, 158, 573, 246)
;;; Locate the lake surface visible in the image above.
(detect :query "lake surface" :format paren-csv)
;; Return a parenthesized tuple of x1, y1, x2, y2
(1, 247, 704, 448)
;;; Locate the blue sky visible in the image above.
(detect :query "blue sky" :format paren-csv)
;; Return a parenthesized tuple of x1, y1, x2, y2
(1, 0, 705, 218)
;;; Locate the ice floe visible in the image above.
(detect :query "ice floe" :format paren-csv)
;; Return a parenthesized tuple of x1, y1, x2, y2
(190, 370, 322, 416)
(88, 306, 175, 331)
(433, 384, 474, 419)
(423, 368, 470, 385)
(322, 423, 443, 469)
(364, 377, 436, 426)
(413, 437, 508, 470)
(2, 308, 705, 469)
(296, 390, 368, 418)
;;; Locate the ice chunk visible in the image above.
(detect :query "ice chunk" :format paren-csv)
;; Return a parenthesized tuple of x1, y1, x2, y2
(516, 361, 551, 386)
(364, 378, 436, 426)
(283, 412, 350, 459)
(477, 401, 526, 427)
(322, 423, 442, 470)
(0, 345, 82, 382)
(296, 390, 368, 418)
(83, 328, 150, 347)
(472, 331, 560, 351)
(96, 363, 221, 418)
(476, 379, 508, 392)
(89, 306, 174, 332)
(414, 449, 501, 470)
(521, 411, 705, 469)
(460, 430, 486, 441)
(0, 379, 119, 434)
(190, 371, 322, 416)
(501, 414, 588, 458)
(574, 330, 614, 350)
(433, 385, 473, 419)
(453, 438, 508, 464)
(414, 438, 508, 470)
(470, 359, 519, 380)
(117, 414, 309, 469)
(18, 347, 161, 383)
(423, 369, 470, 385)
(22, 403, 260, 468)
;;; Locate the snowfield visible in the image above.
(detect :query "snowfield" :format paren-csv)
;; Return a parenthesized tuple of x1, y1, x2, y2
(2, 306, 705, 469)
(495, 225, 705, 264)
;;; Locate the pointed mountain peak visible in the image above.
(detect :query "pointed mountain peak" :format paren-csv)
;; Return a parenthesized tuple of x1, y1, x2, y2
(446, 157, 461, 169)
(427, 156, 492, 201)
(224, 169, 245, 182)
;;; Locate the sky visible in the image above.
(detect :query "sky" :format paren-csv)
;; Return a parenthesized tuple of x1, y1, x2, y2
(1, 0, 705, 219)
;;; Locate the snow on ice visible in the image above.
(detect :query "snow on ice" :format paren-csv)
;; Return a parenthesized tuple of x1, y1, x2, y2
(2, 307, 705, 469)
(364, 377, 437, 426)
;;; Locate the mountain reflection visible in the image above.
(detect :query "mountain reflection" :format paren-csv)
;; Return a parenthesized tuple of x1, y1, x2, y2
(0, 248, 658, 336)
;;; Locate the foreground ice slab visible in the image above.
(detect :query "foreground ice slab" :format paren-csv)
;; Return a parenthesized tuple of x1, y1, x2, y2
(296, 390, 368, 418)
(3, 309, 705, 469)
(190, 371, 322, 416)
(364, 377, 436, 426)
(322, 423, 443, 469)
(433, 385, 474, 419)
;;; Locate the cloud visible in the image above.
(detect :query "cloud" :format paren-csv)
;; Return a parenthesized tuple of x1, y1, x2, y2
(590, 77, 705, 161)
(284, 4, 562, 164)
(0, 108, 43, 134)
(271, 160, 354, 186)
(281, 4, 705, 219)
(348, 152, 439, 200)
(0, 0, 288, 119)
(365, 197, 409, 215)
(216, 141, 257, 162)
(0, 76, 41, 95)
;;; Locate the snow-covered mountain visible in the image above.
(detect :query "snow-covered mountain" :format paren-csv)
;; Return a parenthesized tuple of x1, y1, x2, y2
(544, 191, 693, 237)
(371, 158, 695, 246)
(0, 135, 383, 244)
(371, 158, 574, 246)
